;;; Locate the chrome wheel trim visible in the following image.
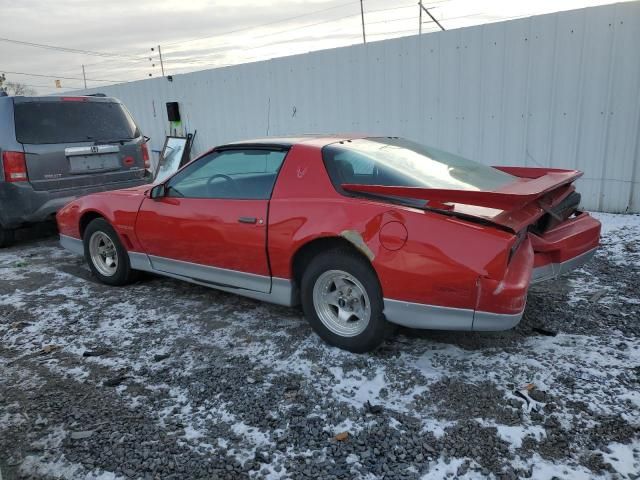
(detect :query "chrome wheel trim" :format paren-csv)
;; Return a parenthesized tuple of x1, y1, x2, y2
(89, 231, 118, 277)
(312, 269, 371, 338)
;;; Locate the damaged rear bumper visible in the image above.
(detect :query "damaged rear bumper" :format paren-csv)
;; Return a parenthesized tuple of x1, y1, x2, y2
(531, 247, 597, 284)
(530, 212, 601, 284)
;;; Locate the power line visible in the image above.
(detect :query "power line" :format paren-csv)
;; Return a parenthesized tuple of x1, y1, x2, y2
(161, 0, 428, 65)
(367, 14, 418, 26)
(155, 4, 438, 73)
(159, 8, 522, 77)
(166, 0, 442, 53)
(252, 3, 415, 40)
(6, 1, 500, 87)
(162, 0, 360, 48)
(4, 82, 82, 89)
(2, 0, 445, 82)
(112, 2, 458, 78)
(89, 5, 426, 74)
(1, 70, 132, 84)
(82, 56, 148, 67)
(0, 36, 145, 60)
(55, 57, 151, 78)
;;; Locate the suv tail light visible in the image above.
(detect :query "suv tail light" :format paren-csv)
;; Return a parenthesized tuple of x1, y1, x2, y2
(141, 142, 150, 169)
(2, 151, 28, 182)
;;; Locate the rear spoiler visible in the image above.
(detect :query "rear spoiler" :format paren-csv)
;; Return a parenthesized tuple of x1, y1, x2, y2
(342, 168, 582, 212)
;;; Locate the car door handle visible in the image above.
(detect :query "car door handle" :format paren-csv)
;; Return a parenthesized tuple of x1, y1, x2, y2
(238, 216, 257, 224)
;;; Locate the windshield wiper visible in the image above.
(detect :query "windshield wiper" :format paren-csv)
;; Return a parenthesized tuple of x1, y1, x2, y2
(86, 136, 134, 145)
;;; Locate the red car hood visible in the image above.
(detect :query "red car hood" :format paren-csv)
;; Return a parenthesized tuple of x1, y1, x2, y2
(342, 167, 583, 232)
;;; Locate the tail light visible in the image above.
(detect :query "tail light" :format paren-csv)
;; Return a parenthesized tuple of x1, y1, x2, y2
(141, 142, 150, 169)
(2, 151, 28, 182)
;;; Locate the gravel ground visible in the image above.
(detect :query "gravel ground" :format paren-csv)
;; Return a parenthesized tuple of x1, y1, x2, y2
(1, 213, 639, 480)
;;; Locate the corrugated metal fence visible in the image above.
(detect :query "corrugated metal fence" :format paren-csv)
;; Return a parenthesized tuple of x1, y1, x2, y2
(76, 1, 640, 213)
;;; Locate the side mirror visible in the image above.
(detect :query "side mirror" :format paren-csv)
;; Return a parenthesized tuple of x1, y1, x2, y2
(150, 184, 166, 199)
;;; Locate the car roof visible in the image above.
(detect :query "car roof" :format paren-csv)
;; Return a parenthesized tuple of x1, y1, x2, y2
(219, 134, 368, 149)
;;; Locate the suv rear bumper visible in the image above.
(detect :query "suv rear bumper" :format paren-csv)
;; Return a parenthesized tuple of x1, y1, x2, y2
(0, 174, 151, 229)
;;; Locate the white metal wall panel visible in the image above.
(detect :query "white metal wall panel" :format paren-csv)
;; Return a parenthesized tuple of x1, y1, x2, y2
(457, 27, 484, 161)
(501, 18, 529, 168)
(75, 2, 640, 212)
(602, 3, 640, 211)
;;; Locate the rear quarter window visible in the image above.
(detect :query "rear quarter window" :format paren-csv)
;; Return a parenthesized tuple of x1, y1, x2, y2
(14, 101, 139, 145)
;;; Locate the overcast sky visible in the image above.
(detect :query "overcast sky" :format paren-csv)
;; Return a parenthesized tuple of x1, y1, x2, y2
(0, 0, 631, 94)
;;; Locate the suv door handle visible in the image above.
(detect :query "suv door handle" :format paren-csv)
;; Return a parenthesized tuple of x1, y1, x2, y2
(238, 216, 257, 224)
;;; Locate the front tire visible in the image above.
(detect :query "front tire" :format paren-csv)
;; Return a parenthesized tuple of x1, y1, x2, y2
(301, 249, 389, 353)
(83, 218, 136, 286)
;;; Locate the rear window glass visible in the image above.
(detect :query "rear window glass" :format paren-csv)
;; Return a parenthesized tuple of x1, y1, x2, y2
(323, 137, 515, 192)
(14, 101, 139, 144)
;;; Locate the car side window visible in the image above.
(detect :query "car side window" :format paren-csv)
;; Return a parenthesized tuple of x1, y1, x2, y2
(166, 149, 287, 200)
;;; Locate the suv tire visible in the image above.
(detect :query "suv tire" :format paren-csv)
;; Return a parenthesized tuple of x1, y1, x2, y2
(0, 226, 15, 248)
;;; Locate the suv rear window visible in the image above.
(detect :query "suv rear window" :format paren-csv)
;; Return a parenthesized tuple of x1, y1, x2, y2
(14, 101, 139, 145)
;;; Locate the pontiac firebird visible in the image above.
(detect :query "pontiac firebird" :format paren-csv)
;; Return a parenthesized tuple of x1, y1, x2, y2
(57, 136, 601, 352)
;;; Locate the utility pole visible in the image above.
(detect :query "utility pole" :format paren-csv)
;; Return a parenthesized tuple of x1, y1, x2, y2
(82, 65, 87, 88)
(151, 45, 166, 77)
(419, 2, 445, 31)
(419, 1, 423, 34)
(360, 0, 366, 44)
(158, 45, 165, 77)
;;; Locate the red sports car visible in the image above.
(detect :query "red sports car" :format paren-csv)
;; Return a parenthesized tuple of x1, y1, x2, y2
(57, 136, 600, 352)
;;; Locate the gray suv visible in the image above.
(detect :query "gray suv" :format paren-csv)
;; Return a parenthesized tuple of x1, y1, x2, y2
(0, 94, 151, 246)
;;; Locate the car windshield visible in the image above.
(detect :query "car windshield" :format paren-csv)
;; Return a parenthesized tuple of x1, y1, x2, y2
(323, 137, 515, 192)
(14, 100, 139, 145)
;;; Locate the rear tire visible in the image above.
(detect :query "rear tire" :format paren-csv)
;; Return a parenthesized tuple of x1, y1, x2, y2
(83, 218, 136, 286)
(0, 226, 15, 248)
(301, 249, 390, 353)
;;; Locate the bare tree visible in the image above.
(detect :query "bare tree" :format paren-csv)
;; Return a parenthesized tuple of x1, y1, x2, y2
(4, 81, 36, 96)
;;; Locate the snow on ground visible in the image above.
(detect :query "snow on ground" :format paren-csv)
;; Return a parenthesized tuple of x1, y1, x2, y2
(0, 214, 639, 479)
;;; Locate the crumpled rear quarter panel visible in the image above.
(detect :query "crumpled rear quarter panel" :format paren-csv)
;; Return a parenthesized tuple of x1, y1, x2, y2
(268, 143, 515, 311)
